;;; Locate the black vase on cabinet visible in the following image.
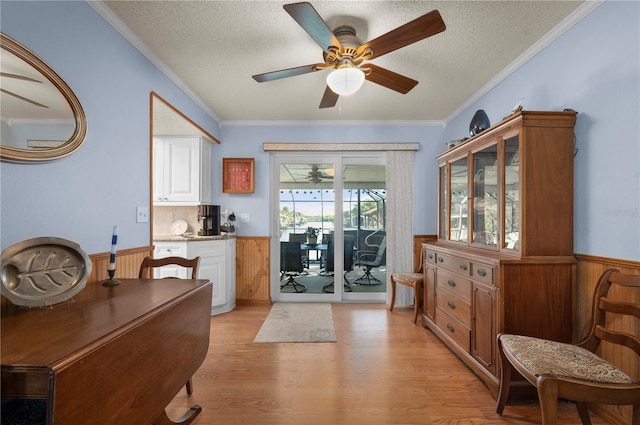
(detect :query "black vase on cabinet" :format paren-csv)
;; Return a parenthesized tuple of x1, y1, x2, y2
(469, 109, 490, 137)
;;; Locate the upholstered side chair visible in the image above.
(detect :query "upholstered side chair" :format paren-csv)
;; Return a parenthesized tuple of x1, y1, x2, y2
(389, 248, 424, 324)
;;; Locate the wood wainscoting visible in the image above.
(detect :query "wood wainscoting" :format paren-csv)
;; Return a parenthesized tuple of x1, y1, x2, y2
(235, 236, 271, 304)
(575, 253, 640, 425)
(233, 235, 436, 305)
(88, 245, 154, 284)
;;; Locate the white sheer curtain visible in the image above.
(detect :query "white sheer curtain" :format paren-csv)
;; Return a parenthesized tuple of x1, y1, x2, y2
(385, 151, 415, 306)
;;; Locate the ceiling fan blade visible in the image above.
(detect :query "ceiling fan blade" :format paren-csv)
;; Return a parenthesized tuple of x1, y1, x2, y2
(252, 64, 325, 82)
(357, 9, 446, 60)
(319, 86, 339, 109)
(0, 72, 42, 83)
(365, 64, 418, 94)
(284, 2, 342, 53)
(0, 88, 49, 108)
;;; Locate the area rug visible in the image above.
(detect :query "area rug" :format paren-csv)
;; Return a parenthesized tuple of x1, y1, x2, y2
(253, 303, 336, 343)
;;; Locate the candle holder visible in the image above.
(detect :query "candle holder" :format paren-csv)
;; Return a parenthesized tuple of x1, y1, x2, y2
(102, 269, 121, 286)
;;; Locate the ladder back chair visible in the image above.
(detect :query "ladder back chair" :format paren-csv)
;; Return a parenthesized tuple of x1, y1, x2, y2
(496, 269, 640, 425)
(138, 255, 201, 396)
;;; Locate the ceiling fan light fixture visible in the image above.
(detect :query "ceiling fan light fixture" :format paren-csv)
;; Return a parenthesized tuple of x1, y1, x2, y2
(326, 66, 365, 96)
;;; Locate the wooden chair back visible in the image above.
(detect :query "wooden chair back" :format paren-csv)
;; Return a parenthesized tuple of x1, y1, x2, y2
(580, 269, 640, 355)
(138, 256, 200, 279)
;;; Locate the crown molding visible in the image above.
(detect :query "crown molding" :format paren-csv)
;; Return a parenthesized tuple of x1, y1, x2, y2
(445, 0, 605, 123)
(220, 120, 445, 128)
(86, 0, 221, 125)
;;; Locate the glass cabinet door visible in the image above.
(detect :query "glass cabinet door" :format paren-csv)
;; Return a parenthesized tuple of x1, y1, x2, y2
(471, 144, 498, 248)
(439, 165, 447, 240)
(503, 135, 520, 251)
(449, 157, 468, 242)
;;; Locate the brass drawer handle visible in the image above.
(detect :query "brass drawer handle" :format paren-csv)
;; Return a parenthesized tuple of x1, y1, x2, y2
(438, 257, 444, 263)
(448, 279, 456, 288)
(447, 301, 456, 309)
(427, 253, 434, 260)
(477, 269, 487, 277)
(459, 263, 468, 271)
(446, 324, 455, 332)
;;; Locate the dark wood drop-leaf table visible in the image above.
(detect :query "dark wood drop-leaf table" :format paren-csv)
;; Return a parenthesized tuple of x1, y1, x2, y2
(1, 278, 212, 425)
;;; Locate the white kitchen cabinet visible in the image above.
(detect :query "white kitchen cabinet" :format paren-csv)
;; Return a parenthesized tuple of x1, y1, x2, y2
(153, 238, 236, 315)
(153, 136, 213, 205)
(225, 238, 237, 313)
(153, 242, 188, 278)
(187, 239, 236, 315)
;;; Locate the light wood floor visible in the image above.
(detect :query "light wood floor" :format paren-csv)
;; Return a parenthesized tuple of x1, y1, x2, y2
(166, 303, 610, 424)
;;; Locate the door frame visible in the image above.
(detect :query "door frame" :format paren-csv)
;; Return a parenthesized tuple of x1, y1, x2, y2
(269, 152, 387, 303)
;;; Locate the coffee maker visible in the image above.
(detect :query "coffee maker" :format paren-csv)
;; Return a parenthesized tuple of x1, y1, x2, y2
(197, 205, 220, 236)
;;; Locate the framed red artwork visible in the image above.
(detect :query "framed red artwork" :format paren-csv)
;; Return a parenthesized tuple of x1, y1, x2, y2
(222, 158, 254, 194)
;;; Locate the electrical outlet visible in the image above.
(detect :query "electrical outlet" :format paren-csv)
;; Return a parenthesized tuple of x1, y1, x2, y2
(240, 213, 250, 223)
(136, 206, 149, 223)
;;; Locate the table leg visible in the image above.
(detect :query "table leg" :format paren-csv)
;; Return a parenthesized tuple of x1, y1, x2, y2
(153, 405, 201, 425)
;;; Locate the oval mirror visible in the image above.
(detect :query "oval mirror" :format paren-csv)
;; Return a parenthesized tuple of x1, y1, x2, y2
(0, 33, 87, 162)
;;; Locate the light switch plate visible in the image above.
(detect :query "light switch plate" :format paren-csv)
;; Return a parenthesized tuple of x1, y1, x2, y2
(136, 206, 149, 223)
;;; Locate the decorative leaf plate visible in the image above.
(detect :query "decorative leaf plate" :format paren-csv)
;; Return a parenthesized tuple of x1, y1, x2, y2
(171, 219, 188, 235)
(1, 237, 92, 307)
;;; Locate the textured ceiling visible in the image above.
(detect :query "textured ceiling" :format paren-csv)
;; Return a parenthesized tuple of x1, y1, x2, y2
(99, 0, 587, 124)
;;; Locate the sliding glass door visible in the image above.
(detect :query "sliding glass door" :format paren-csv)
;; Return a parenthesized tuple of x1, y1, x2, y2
(342, 162, 386, 302)
(271, 154, 386, 303)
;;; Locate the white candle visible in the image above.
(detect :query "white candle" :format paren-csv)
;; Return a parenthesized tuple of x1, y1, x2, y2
(107, 225, 118, 271)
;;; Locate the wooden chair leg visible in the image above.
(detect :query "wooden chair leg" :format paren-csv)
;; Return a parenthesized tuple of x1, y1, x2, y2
(537, 377, 559, 425)
(576, 402, 592, 425)
(185, 378, 193, 395)
(496, 338, 512, 415)
(154, 406, 201, 425)
(632, 403, 639, 425)
(412, 283, 420, 324)
(389, 275, 397, 312)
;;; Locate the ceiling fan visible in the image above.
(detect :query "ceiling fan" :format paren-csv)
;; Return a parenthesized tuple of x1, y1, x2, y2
(252, 2, 446, 109)
(307, 165, 333, 184)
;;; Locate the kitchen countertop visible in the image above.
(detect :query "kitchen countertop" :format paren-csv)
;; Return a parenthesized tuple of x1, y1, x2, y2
(153, 234, 236, 242)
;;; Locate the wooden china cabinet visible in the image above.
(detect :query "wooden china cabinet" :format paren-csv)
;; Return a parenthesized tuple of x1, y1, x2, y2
(423, 110, 578, 398)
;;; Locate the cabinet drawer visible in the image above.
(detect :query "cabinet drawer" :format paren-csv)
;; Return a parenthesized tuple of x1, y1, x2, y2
(435, 308, 471, 352)
(424, 249, 437, 264)
(472, 262, 494, 285)
(437, 269, 471, 302)
(188, 240, 225, 257)
(435, 252, 471, 276)
(154, 242, 188, 258)
(437, 289, 471, 327)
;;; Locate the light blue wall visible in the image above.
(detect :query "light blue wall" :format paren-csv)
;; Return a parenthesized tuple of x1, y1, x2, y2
(1, 1, 638, 262)
(445, 1, 639, 261)
(0, 1, 219, 254)
(216, 124, 445, 237)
